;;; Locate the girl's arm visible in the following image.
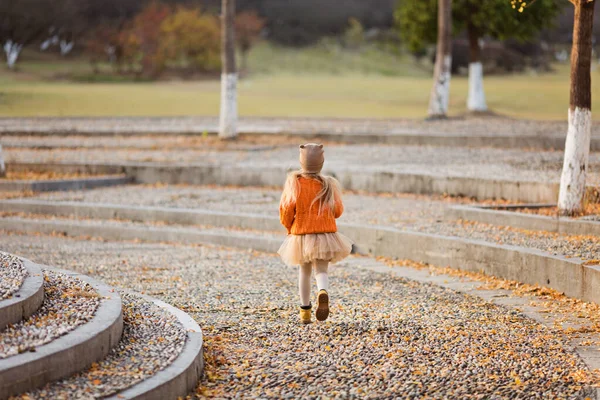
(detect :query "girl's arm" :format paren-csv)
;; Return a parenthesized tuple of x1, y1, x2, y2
(334, 196, 344, 219)
(280, 201, 296, 234)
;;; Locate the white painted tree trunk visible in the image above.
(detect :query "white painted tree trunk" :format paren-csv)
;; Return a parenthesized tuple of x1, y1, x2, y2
(219, 73, 238, 139)
(59, 40, 74, 56)
(428, 55, 452, 117)
(467, 62, 488, 112)
(0, 144, 6, 178)
(4, 41, 23, 69)
(558, 107, 592, 214)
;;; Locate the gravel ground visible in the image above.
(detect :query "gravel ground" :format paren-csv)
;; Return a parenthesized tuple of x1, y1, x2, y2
(0, 252, 27, 300)
(0, 234, 593, 399)
(17, 291, 187, 400)
(0, 269, 99, 359)
(1, 116, 600, 137)
(6, 145, 600, 184)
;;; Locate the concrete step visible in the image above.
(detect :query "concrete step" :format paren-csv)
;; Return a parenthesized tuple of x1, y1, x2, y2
(0, 214, 284, 254)
(0, 263, 123, 399)
(0, 254, 44, 331)
(19, 291, 203, 400)
(0, 175, 132, 193)
(6, 161, 561, 203)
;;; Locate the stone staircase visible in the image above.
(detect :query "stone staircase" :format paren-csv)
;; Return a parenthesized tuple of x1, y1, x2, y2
(0, 253, 203, 400)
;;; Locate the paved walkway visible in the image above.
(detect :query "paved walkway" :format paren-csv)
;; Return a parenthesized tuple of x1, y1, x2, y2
(0, 233, 594, 399)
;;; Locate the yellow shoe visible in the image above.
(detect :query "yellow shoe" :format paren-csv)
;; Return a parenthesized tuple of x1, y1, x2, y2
(300, 306, 312, 324)
(316, 290, 329, 321)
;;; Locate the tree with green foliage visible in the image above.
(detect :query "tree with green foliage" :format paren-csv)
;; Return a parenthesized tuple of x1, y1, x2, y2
(395, 0, 560, 112)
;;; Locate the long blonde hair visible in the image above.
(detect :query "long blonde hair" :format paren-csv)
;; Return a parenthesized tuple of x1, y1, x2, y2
(280, 171, 342, 215)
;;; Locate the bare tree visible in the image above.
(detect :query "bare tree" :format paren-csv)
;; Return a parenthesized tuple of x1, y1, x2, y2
(428, 0, 452, 118)
(557, 0, 596, 215)
(219, 0, 238, 139)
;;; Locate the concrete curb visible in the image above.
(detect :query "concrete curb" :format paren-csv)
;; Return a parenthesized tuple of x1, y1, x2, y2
(0, 259, 44, 330)
(0, 217, 283, 254)
(0, 199, 284, 233)
(445, 204, 600, 236)
(0, 204, 598, 305)
(0, 263, 124, 400)
(0, 175, 132, 192)
(345, 257, 600, 399)
(6, 161, 560, 203)
(106, 293, 203, 400)
(0, 117, 595, 151)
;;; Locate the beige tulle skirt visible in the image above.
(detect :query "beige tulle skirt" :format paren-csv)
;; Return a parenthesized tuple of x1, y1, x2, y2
(278, 232, 354, 266)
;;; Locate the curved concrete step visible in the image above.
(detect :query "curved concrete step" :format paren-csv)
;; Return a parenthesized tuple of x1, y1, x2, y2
(0, 257, 44, 331)
(21, 291, 203, 400)
(0, 264, 123, 400)
(105, 294, 203, 400)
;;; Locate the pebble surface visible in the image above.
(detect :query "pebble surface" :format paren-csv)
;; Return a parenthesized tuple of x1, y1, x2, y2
(0, 270, 99, 359)
(0, 252, 27, 300)
(17, 291, 187, 400)
(0, 234, 592, 399)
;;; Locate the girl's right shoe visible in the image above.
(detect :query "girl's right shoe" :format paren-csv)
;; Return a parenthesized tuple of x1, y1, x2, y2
(316, 289, 330, 321)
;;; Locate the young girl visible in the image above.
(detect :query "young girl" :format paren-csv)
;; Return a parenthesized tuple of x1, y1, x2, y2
(278, 143, 353, 324)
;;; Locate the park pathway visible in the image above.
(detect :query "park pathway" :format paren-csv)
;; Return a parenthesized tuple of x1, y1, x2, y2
(0, 233, 593, 399)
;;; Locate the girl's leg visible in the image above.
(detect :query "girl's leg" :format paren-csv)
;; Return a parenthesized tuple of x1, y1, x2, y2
(299, 262, 312, 307)
(314, 260, 329, 292)
(314, 260, 330, 321)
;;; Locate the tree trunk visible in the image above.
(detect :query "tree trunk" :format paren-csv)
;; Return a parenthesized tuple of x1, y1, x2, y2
(219, 0, 238, 140)
(60, 40, 74, 56)
(428, 0, 452, 118)
(0, 145, 6, 178)
(558, 0, 595, 216)
(466, 22, 487, 112)
(4, 41, 23, 70)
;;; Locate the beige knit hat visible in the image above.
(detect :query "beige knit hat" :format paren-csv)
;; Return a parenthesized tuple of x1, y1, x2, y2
(299, 143, 324, 173)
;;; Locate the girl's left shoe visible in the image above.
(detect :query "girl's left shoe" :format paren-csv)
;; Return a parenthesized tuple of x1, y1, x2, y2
(316, 290, 330, 321)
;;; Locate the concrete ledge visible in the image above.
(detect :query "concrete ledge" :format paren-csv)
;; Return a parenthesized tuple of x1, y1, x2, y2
(445, 204, 600, 236)
(0, 200, 284, 233)
(0, 205, 597, 305)
(0, 200, 596, 303)
(106, 293, 203, 400)
(6, 161, 560, 202)
(0, 217, 283, 254)
(0, 175, 132, 192)
(0, 259, 44, 330)
(0, 264, 124, 400)
(0, 116, 596, 151)
(339, 223, 600, 305)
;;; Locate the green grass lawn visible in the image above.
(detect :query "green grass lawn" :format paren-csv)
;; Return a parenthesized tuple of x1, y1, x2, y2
(0, 44, 597, 120)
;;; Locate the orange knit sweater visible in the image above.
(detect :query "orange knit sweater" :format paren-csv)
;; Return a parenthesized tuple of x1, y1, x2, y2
(279, 177, 344, 235)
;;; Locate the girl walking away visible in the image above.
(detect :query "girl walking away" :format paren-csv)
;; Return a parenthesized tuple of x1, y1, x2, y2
(278, 143, 353, 324)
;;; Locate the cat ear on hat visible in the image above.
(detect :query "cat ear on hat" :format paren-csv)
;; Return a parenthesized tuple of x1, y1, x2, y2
(299, 144, 305, 149)
(318, 144, 323, 149)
